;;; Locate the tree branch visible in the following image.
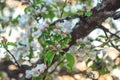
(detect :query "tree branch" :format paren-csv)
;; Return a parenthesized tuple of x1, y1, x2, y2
(99, 25, 120, 51)
(5, 49, 21, 68)
(1, 0, 120, 79)
(60, 0, 67, 18)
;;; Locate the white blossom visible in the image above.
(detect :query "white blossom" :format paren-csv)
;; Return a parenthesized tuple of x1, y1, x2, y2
(25, 70, 33, 79)
(111, 69, 120, 78)
(22, 56, 30, 61)
(57, 44, 61, 48)
(37, 23, 45, 31)
(64, 6, 70, 12)
(30, 41, 37, 51)
(18, 15, 29, 25)
(32, 68, 40, 77)
(0, 29, 5, 33)
(30, 57, 39, 63)
(75, 4, 82, 10)
(98, 51, 103, 59)
(32, 30, 41, 38)
(30, 0, 33, 3)
(22, 61, 32, 66)
(35, 64, 47, 73)
(44, 0, 52, 5)
(58, 20, 72, 33)
(41, 7, 47, 13)
(20, 32, 28, 42)
(21, 0, 26, 3)
(25, 63, 47, 79)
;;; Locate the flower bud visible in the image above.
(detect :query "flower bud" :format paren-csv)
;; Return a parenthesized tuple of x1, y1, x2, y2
(49, 45, 53, 49)
(66, 44, 69, 48)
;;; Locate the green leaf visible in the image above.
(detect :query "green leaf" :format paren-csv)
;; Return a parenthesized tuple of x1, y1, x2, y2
(7, 42, 17, 47)
(29, 36, 34, 58)
(29, 47, 34, 58)
(53, 34, 62, 41)
(32, 75, 43, 80)
(43, 30, 50, 39)
(0, 43, 2, 48)
(0, 2, 6, 10)
(77, 10, 84, 15)
(114, 39, 120, 44)
(38, 37, 46, 48)
(87, 1, 92, 6)
(2, 42, 8, 49)
(113, 65, 117, 69)
(10, 16, 20, 25)
(0, 18, 3, 22)
(24, 6, 31, 14)
(33, 27, 38, 31)
(65, 53, 75, 71)
(29, 35, 33, 42)
(45, 40, 54, 46)
(8, 29, 12, 36)
(52, 3, 58, 9)
(85, 12, 92, 17)
(80, 43, 86, 48)
(18, 42, 26, 46)
(32, 77, 36, 80)
(98, 35, 106, 38)
(42, 11, 55, 20)
(44, 51, 55, 66)
(47, 25, 54, 31)
(102, 42, 108, 46)
(61, 36, 71, 48)
(99, 69, 109, 75)
(55, 54, 63, 61)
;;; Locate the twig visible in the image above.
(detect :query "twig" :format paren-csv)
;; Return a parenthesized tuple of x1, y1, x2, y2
(50, 14, 80, 26)
(60, 0, 68, 18)
(100, 25, 120, 51)
(99, 25, 120, 39)
(5, 49, 21, 68)
(113, 11, 120, 19)
(105, 31, 120, 51)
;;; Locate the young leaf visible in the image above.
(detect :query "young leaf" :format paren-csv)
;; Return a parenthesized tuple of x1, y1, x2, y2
(98, 35, 106, 38)
(44, 51, 55, 66)
(53, 34, 62, 41)
(7, 42, 17, 47)
(32, 75, 44, 80)
(99, 69, 109, 75)
(0, 43, 2, 48)
(45, 40, 55, 46)
(9, 29, 12, 36)
(65, 53, 75, 71)
(29, 47, 34, 58)
(61, 36, 71, 48)
(85, 12, 92, 17)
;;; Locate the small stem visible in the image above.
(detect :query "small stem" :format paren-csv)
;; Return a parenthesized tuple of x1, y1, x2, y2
(101, 25, 120, 51)
(5, 49, 21, 68)
(60, 0, 67, 18)
(50, 14, 80, 26)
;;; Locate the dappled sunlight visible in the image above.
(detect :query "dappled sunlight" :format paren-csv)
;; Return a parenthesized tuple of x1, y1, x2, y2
(0, 0, 120, 80)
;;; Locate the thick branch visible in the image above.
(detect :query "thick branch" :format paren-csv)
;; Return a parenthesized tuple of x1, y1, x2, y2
(64, 0, 120, 52)
(0, 0, 120, 79)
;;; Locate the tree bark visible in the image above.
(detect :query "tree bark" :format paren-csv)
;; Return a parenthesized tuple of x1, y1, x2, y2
(66, 0, 120, 51)
(0, 0, 120, 79)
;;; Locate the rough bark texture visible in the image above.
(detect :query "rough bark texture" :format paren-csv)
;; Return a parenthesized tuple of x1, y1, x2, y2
(69, 0, 120, 47)
(61, 0, 120, 52)
(0, 0, 120, 79)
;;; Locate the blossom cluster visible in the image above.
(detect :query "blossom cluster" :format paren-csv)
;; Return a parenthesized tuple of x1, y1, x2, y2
(25, 63, 47, 79)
